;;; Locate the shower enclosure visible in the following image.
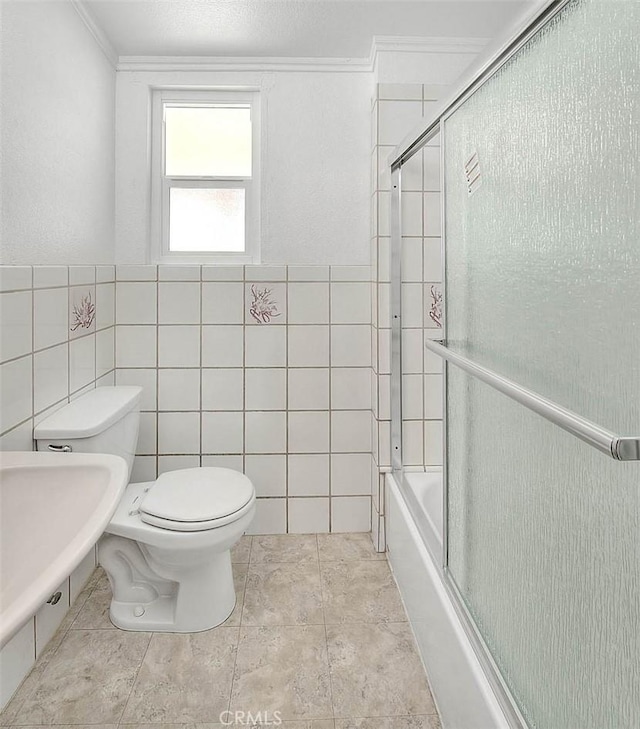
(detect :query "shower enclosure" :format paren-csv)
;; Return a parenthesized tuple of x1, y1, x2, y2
(388, 1, 640, 727)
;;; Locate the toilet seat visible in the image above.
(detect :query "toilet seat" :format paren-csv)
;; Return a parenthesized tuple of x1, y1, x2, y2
(139, 467, 254, 532)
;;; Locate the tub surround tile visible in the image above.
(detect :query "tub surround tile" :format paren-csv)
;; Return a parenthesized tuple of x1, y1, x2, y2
(13, 629, 151, 725)
(230, 625, 332, 721)
(320, 561, 406, 624)
(326, 622, 435, 718)
(242, 562, 323, 626)
(120, 629, 239, 723)
(250, 535, 319, 564)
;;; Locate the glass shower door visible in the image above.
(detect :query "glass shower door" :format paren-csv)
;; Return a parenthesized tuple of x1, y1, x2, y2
(442, 0, 640, 726)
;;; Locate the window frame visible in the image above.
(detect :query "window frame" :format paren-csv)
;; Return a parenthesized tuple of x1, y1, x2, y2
(150, 88, 261, 264)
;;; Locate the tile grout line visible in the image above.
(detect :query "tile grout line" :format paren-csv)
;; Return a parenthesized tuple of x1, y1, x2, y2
(116, 631, 154, 725)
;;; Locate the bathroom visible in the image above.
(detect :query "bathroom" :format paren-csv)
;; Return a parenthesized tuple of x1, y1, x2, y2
(1, 0, 638, 726)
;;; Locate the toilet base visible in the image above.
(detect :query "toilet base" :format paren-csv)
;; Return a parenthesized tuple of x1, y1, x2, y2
(109, 593, 237, 633)
(99, 534, 237, 632)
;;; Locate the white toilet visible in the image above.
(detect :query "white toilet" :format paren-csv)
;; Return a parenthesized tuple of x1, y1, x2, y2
(34, 386, 255, 633)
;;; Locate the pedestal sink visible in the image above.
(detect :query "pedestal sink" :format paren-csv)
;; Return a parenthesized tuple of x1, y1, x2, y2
(0, 451, 128, 647)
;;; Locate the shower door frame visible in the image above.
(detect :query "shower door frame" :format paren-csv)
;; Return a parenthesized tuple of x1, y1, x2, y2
(388, 2, 575, 727)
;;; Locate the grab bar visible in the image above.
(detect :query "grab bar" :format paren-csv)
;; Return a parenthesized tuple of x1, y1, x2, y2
(425, 339, 640, 461)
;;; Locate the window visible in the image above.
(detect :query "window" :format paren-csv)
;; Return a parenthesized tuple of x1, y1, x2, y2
(151, 90, 260, 263)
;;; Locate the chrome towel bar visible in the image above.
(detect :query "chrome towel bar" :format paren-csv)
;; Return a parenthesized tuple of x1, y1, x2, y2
(425, 339, 640, 461)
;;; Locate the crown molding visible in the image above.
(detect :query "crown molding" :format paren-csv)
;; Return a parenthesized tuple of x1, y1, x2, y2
(71, 0, 118, 68)
(117, 56, 372, 73)
(371, 35, 490, 61)
(118, 36, 488, 73)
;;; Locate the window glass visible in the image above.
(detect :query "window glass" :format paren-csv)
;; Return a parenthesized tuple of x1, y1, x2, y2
(168, 187, 245, 252)
(165, 106, 252, 177)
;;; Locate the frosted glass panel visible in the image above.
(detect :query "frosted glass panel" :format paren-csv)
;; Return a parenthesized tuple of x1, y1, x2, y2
(165, 107, 252, 177)
(447, 369, 639, 728)
(443, 0, 640, 726)
(169, 188, 245, 252)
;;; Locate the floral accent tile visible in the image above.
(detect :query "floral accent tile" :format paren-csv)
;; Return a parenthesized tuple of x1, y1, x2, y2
(245, 283, 286, 325)
(69, 286, 96, 338)
(427, 284, 442, 328)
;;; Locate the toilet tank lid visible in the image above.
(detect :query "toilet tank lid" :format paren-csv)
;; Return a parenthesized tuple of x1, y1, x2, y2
(34, 387, 142, 440)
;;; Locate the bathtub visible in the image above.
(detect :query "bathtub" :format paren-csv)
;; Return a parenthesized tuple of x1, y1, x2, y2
(386, 468, 511, 729)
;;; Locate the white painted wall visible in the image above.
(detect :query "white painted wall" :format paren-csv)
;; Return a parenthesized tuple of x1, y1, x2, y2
(0, 1, 116, 265)
(374, 45, 485, 86)
(115, 69, 372, 265)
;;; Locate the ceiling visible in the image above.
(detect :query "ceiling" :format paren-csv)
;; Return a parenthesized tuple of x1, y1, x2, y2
(86, 0, 533, 59)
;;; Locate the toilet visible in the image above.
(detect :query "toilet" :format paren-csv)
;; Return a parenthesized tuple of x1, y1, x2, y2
(34, 386, 255, 633)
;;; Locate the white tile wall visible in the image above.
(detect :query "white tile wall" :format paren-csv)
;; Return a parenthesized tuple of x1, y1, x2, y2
(109, 264, 372, 534)
(0, 265, 116, 445)
(0, 265, 114, 709)
(370, 83, 447, 552)
(0, 260, 375, 632)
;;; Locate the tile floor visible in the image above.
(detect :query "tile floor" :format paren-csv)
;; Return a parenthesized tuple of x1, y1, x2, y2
(1, 534, 440, 729)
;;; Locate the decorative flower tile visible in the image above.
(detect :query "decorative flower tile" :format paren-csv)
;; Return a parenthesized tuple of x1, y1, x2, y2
(69, 286, 96, 338)
(427, 284, 443, 328)
(245, 283, 286, 325)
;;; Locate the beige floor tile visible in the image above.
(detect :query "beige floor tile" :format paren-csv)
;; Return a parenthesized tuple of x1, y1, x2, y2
(196, 720, 334, 728)
(4, 725, 117, 729)
(120, 628, 239, 723)
(335, 717, 440, 729)
(242, 563, 323, 626)
(317, 534, 385, 562)
(320, 561, 406, 623)
(230, 625, 332, 720)
(250, 535, 318, 563)
(0, 570, 106, 726)
(71, 575, 114, 630)
(232, 535, 252, 563)
(12, 630, 151, 725)
(120, 725, 190, 729)
(327, 623, 436, 718)
(224, 563, 248, 627)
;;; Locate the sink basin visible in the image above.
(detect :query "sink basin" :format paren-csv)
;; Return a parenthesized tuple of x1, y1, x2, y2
(0, 451, 128, 647)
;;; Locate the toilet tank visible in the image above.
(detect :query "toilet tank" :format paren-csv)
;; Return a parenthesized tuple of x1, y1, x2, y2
(34, 387, 142, 479)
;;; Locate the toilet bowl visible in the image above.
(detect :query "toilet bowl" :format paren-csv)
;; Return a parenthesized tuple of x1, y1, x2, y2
(34, 386, 255, 632)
